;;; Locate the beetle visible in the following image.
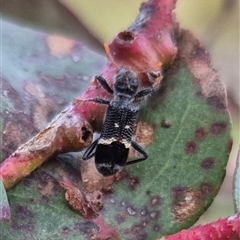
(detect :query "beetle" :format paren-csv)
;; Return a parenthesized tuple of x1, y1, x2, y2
(82, 67, 161, 176)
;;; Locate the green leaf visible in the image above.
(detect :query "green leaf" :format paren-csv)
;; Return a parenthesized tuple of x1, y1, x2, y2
(0, 163, 95, 240)
(0, 20, 104, 239)
(0, 21, 232, 240)
(233, 148, 240, 212)
(0, 20, 105, 158)
(93, 32, 232, 238)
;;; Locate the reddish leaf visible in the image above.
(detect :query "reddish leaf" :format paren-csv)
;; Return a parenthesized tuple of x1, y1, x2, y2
(158, 213, 240, 240)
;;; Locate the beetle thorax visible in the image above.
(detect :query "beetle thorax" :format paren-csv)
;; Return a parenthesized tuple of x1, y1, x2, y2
(114, 68, 139, 98)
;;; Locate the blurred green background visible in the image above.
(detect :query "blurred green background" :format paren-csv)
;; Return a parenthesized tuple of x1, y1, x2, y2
(1, 0, 239, 225)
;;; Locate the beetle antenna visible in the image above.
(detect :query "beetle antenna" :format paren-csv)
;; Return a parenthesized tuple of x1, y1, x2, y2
(142, 62, 162, 73)
(104, 44, 119, 68)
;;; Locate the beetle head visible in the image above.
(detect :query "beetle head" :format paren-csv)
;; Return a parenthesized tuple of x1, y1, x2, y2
(114, 68, 138, 98)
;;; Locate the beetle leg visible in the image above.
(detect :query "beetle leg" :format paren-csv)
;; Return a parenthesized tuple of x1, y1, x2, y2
(82, 138, 99, 160)
(126, 141, 148, 165)
(85, 98, 110, 105)
(95, 76, 114, 95)
(134, 70, 162, 101)
(85, 76, 112, 105)
(134, 88, 154, 100)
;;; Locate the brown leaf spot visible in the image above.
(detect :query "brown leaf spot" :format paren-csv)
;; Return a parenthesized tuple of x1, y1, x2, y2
(150, 196, 162, 207)
(2, 112, 37, 155)
(38, 180, 55, 197)
(25, 83, 62, 130)
(47, 35, 76, 58)
(172, 187, 185, 198)
(146, 190, 152, 196)
(2, 78, 25, 109)
(131, 223, 147, 240)
(128, 175, 140, 191)
(194, 127, 207, 141)
(172, 187, 203, 223)
(129, 121, 155, 160)
(149, 210, 160, 220)
(12, 205, 36, 232)
(0, 206, 11, 221)
(200, 183, 214, 196)
(123, 171, 140, 191)
(63, 183, 103, 218)
(115, 213, 127, 224)
(161, 119, 172, 128)
(3, 121, 28, 152)
(126, 206, 137, 216)
(61, 227, 71, 238)
(140, 206, 149, 216)
(201, 157, 215, 169)
(152, 224, 161, 232)
(178, 31, 227, 112)
(210, 122, 227, 135)
(36, 170, 63, 196)
(227, 140, 233, 153)
(207, 95, 226, 111)
(185, 141, 198, 155)
(136, 121, 155, 145)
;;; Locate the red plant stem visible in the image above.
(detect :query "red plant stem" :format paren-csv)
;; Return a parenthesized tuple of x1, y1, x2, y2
(0, 0, 179, 190)
(0, 105, 93, 190)
(158, 213, 240, 240)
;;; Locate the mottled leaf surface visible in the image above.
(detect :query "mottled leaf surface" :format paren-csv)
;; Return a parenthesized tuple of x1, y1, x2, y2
(0, 22, 232, 240)
(1, 21, 105, 158)
(96, 32, 232, 239)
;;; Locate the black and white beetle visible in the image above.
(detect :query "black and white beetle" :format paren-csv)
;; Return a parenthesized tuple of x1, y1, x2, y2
(82, 67, 161, 176)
